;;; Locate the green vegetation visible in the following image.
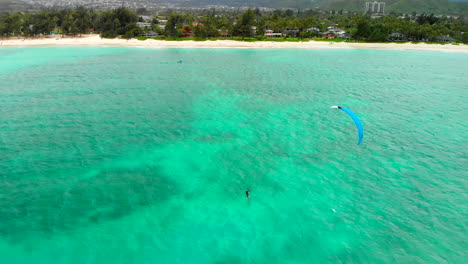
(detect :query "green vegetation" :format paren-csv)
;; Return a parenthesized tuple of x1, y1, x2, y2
(98, 8, 140, 39)
(0, 7, 466, 44)
(321, 0, 467, 16)
(199, 0, 467, 16)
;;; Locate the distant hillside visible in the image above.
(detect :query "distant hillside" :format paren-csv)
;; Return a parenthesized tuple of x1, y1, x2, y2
(2, 0, 466, 16)
(0, 0, 35, 13)
(163, 0, 467, 15)
(165, 0, 326, 9)
(320, 0, 468, 15)
(158, 0, 467, 15)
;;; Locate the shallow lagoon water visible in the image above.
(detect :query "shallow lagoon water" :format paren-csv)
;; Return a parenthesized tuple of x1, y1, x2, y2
(0, 48, 466, 263)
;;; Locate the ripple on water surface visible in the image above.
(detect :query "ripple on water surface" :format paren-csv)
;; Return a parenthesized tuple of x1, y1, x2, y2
(0, 48, 466, 264)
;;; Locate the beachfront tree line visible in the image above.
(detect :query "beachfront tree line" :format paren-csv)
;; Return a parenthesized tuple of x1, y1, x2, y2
(0, 8, 144, 39)
(0, 7, 467, 43)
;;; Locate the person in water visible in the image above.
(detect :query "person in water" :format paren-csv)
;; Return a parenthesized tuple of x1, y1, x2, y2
(246, 189, 250, 199)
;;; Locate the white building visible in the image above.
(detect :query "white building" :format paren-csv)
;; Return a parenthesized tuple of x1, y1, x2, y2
(264, 30, 282, 38)
(325, 26, 349, 39)
(365, 2, 385, 15)
(136, 22, 152, 29)
(306, 27, 320, 32)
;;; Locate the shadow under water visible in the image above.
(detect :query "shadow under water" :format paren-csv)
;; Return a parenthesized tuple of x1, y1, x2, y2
(0, 166, 178, 243)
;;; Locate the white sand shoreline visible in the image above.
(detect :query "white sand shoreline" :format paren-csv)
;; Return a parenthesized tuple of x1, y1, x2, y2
(1, 34, 467, 53)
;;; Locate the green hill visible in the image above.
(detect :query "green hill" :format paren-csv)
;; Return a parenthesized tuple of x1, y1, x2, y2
(387, 0, 468, 15)
(320, 0, 468, 15)
(168, 0, 467, 15)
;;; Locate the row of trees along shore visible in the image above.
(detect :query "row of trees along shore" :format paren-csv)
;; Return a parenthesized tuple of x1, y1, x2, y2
(0, 7, 467, 43)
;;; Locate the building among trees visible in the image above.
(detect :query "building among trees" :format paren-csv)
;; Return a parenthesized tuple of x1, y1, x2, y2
(0, 7, 466, 44)
(365, 2, 386, 16)
(264, 30, 282, 38)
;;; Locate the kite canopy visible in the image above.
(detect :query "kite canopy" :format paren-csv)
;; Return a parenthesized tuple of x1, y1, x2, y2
(331, 106, 364, 145)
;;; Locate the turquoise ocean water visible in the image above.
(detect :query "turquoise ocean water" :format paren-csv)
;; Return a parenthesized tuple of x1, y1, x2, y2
(0, 47, 466, 263)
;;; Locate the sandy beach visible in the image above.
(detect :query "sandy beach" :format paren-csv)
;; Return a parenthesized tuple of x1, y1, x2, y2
(1, 34, 467, 52)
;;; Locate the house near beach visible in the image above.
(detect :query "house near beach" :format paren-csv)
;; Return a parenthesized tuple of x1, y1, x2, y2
(435, 35, 455, 43)
(251, 26, 257, 34)
(387, 32, 407, 41)
(283, 29, 300, 38)
(219, 31, 231, 38)
(143, 31, 158, 38)
(306, 27, 321, 33)
(322, 32, 337, 39)
(336, 31, 351, 39)
(323, 26, 350, 39)
(264, 30, 282, 38)
(136, 22, 152, 30)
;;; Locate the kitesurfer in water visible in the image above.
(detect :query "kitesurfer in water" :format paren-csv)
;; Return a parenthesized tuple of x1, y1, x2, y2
(246, 189, 250, 199)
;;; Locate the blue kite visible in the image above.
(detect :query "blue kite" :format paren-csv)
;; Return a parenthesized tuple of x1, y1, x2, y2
(331, 106, 364, 145)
